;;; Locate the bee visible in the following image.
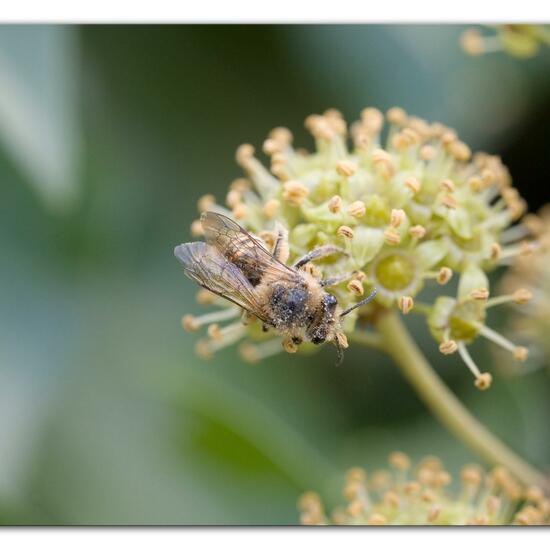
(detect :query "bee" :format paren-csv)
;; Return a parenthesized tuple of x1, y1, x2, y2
(174, 211, 376, 365)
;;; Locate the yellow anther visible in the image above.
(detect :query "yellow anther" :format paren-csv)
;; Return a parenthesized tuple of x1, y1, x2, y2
(347, 200, 366, 218)
(337, 225, 355, 239)
(384, 229, 401, 246)
(470, 288, 489, 301)
(439, 340, 458, 355)
(409, 225, 427, 239)
(347, 279, 364, 296)
(263, 198, 280, 218)
(474, 372, 493, 391)
(437, 267, 453, 285)
(390, 208, 406, 228)
(398, 296, 414, 315)
(336, 160, 357, 177)
(197, 193, 216, 212)
(328, 195, 343, 214)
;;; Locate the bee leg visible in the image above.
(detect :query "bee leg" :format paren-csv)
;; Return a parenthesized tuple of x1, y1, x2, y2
(333, 331, 349, 367)
(272, 222, 290, 264)
(293, 245, 348, 269)
(262, 323, 270, 332)
(320, 272, 354, 287)
(282, 336, 299, 353)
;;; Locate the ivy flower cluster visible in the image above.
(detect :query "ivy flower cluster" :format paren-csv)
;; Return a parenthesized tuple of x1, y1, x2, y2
(461, 25, 550, 58)
(298, 452, 550, 525)
(180, 107, 540, 389)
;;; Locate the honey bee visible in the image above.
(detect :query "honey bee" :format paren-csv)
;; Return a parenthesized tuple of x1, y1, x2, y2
(174, 211, 376, 365)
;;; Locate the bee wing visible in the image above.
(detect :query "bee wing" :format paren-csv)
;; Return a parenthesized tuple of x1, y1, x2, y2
(174, 242, 268, 321)
(200, 211, 298, 284)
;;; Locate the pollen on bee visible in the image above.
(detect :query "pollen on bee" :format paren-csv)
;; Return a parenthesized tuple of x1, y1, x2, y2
(335, 331, 349, 349)
(282, 337, 299, 354)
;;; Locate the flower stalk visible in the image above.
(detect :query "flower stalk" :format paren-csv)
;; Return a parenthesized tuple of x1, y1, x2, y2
(372, 309, 548, 491)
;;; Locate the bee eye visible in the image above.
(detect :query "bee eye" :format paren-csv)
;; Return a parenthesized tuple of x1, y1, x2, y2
(324, 294, 338, 310)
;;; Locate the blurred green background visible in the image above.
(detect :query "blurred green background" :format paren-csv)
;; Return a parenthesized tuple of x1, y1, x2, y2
(1, 25, 549, 525)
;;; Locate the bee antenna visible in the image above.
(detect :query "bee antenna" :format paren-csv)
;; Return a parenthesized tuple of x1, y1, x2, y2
(340, 288, 378, 318)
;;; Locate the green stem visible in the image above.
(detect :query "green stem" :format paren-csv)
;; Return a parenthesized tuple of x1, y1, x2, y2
(375, 310, 548, 490)
(349, 329, 384, 350)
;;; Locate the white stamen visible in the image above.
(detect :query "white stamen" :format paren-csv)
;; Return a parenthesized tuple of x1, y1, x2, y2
(476, 324, 516, 353)
(194, 307, 241, 327)
(457, 342, 482, 378)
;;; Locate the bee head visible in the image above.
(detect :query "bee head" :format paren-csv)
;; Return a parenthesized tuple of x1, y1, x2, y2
(307, 293, 339, 345)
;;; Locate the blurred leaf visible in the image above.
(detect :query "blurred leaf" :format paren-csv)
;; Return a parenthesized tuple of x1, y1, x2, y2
(0, 25, 81, 212)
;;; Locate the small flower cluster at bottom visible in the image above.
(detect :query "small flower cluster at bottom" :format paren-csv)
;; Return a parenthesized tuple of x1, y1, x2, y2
(298, 452, 550, 525)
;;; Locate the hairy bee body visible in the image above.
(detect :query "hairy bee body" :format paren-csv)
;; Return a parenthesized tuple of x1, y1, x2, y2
(255, 271, 340, 345)
(175, 211, 376, 364)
